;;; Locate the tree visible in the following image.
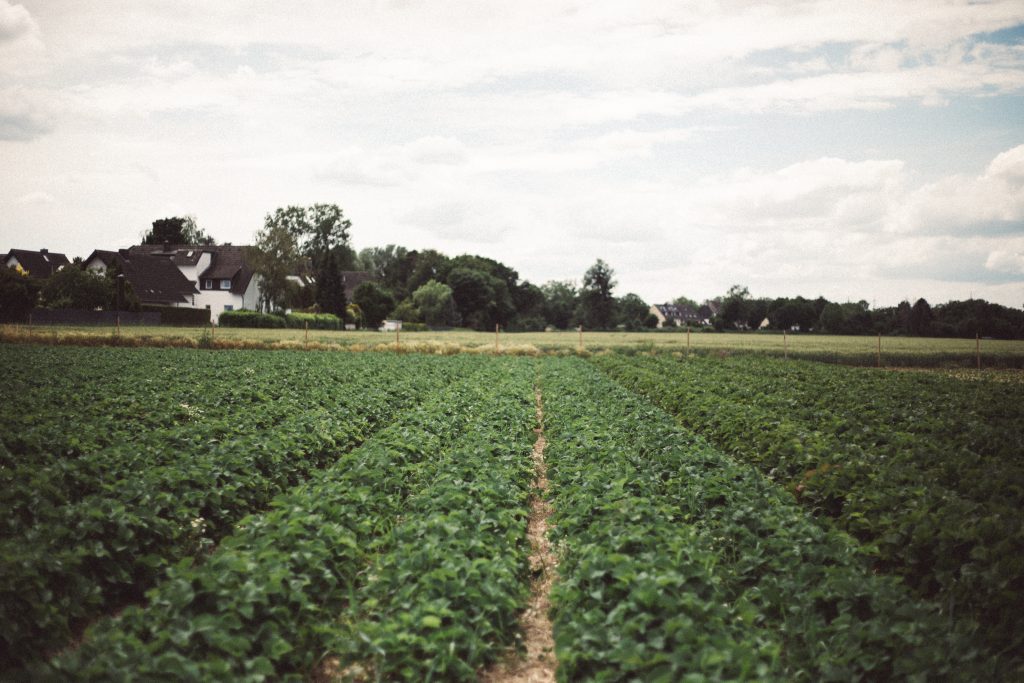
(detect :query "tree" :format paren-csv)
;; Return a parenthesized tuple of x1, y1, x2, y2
(261, 204, 354, 311)
(141, 216, 213, 245)
(909, 298, 933, 336)
(249, 220, 301, 312)
(616, 293, 650, 330)
(412, 280, 459, 327)
(0, 266, 41, 322)
(541, 281, 577, 330)
(314, 249, 346, 317)
(720, 284, 751, 329)
(672, 295, 699, 309)
(353, 281, 395, 329)
(576, 259, 616, 329)
(447, 267, 497, 329)
(407, 250, 450, 294)
(40, 267, 113, 310)
(358, 245, 414, 299)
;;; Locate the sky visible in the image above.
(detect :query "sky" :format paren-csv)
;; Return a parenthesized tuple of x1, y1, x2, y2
(1, 1, 1023, 308)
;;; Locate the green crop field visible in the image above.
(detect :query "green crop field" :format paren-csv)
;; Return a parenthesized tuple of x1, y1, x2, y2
(1, 342, 1022, 680)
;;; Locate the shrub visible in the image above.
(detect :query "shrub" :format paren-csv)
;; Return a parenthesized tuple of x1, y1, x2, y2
(284, 312, 342, 330)
(218, 310, 286, 328)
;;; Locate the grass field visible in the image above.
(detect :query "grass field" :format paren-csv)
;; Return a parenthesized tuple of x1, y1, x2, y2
(4, 322, 1024, 367)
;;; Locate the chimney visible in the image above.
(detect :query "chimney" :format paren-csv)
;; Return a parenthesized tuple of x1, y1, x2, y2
(40, 248, 48, 254)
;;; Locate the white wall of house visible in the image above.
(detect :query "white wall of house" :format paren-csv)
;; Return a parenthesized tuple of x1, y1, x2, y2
(178, 252, 213, 288)
(85, 257, 105, 273)
(190, 276, 261, 323)
(241, 276, 261, 311)
(5, 255, 21, 270)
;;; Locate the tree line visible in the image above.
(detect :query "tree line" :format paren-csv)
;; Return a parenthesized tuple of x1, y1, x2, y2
(698, 285, 1024, 340)
(3, 206, 1021, 339)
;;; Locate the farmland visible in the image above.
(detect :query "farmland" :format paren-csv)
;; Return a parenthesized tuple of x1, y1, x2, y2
(1, 342, 1022, 680)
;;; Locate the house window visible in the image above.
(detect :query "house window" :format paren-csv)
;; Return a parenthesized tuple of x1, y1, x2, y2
(203, 279, 213, 290)
(219, 279, 231, 290)
(224, 304, 234, 311)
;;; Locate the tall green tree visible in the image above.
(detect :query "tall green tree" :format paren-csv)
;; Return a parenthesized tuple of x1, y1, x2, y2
(257, 204, 354, 312)
(576, 259, 616, 329)
(541, 281, 577, 329)
(249, 221, 301, 312)
(314, 250, 346, 317)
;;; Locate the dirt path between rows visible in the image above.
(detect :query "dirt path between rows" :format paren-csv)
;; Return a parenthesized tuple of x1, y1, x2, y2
(481, 387, 557, 683)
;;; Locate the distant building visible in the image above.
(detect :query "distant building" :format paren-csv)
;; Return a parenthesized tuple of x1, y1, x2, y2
(380, 319, 402, 332)
(84, 249, 197, 307)
(127, 244, 261, 322)
(649, 303, 702, 328)
(4, 248, 70, 279)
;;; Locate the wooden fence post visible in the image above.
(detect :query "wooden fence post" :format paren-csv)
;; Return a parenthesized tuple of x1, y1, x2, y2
(687, 327, 690, 355)
(977, 333, 981, 371)
(396, 326, 400, 348)
(578, 326, 583, 352)
(304, 321, 309, 344)
(876, 333, 881, 368)
(784, 330, 788, 359)
(116, 314, 121, 338)
(495, 323, 500, 352)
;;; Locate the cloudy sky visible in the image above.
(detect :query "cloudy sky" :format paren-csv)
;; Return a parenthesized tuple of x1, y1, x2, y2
(2, 1, 1023, 307)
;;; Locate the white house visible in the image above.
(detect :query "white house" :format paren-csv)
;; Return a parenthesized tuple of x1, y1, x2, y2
(128, 244, 261, 323)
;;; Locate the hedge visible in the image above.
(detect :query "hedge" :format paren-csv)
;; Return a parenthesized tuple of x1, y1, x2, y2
(141, 305, 211, 327)
(217, 310, 286, 328)
(284, 313, 342, 330)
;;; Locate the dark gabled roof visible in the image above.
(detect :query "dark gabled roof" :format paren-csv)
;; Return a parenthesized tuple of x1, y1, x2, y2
(197, 246, 254, 295)
(91, 249, 198, 305)
(128, 243, 206, 266)
(84, 250, 120, 268)
(656, 303, 701, 321)
(5, 249, 71, 278)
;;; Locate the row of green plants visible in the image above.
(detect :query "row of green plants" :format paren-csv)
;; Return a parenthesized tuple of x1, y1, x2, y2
(0, 350, 457, 670)
(592, 353, 1024, 673)
(542, 357, 984, 680)
(642, 353, 1023, 465)
(45, 357, 536, 680)
(0, 347, 420, 537)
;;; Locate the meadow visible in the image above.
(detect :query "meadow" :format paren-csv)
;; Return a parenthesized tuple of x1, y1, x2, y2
(3, 323, 1024, 367)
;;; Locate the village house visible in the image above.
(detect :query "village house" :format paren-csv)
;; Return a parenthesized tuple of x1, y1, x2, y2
(4, 248, 70, 279)
(127, 244, 261, 322)
(84, 249, 197, 307)
(649, 303, 703, 328)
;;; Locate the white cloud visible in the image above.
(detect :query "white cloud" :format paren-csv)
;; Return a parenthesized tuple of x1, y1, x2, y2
(15, 189, 53, 204)
(0, 1, 34, 42)
(888, 144, 1024, 234)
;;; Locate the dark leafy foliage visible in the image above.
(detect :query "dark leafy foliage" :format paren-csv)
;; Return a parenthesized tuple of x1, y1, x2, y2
(542, 358, 982, 681)
(592, 353, 1024, 675)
